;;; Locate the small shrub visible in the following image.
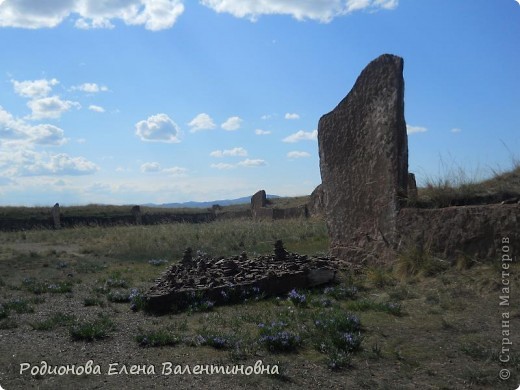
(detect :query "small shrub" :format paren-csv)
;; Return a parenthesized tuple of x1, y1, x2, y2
(258, 321, 302, 353)
(22, 278, 72, 294)
(366, 267, 394, 288)
(323, 285, 358, 300)
(326, 349, 351, 370)
(203, 335, 232, 350)
(107, 290, 130, 303)
(136, 328, 180, 347)
(395, 246, 448, 279)
(287, 289, 307, 307)
(31, 313, 76, 331)
(104, 277, 129, 288)
(129, 288, 146, 311)
(46, 282, 73, 294)
(70, 315, 115, 341)
(4, 298, 34, 314)
(312, 309, 363, 368)
(313, 309, 361, 334)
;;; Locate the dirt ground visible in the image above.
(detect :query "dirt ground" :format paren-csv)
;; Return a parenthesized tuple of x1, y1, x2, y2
(0, 236, 519, 390)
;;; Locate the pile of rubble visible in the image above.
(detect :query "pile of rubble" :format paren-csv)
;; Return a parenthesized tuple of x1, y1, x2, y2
(145, 241, 337, 314)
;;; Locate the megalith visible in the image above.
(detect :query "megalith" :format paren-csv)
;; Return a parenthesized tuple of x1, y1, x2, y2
(251, 190, 267, 218)
(317, 54, 409, 264)
(131, 205, 142, 225)
(51, 203, 61, 229)
(308, 184, 325, 216)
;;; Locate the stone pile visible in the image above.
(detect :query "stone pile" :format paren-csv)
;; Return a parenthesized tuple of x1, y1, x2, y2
(145, 241, 338, 314)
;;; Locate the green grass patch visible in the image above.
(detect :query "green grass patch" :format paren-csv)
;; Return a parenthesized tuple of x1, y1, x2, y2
(106, 290, 130, 303)
(70, 314, 115, 341)
(394, 246, 449, 280)
(21, 278, 73, 294)
(257, 321, 302, 353)
(3, 298, 34, 314)
(135, 328, 180, 347)
(31, 312, 76, 331)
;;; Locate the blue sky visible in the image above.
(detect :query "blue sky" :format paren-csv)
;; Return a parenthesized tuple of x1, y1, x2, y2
(0, 0, 519, 206)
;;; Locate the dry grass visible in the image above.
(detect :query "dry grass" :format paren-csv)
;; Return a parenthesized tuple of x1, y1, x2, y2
(415, 160, 520, 208)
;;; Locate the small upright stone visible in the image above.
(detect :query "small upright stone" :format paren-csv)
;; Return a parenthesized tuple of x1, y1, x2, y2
(51, 203, 61, 229)
(318, 54, 409, 264)
(274, 240, 288, 261)
(181, 247, 193, 266)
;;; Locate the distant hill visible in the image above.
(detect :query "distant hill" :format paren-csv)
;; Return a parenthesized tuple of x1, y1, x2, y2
(144, 194, 281, 209)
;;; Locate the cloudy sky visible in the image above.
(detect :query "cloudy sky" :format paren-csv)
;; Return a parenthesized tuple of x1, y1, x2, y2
(0, 0, 519, 206)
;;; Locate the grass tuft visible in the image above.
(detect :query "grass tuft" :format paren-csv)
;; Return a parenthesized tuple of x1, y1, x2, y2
(135, 328, 180, 347)
(70, 314, 115, 341)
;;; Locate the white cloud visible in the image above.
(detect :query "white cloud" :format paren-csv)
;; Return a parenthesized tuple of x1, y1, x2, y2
(11, 78, 59, 98)
(287, 151, 311, 159)
(261, 114, 274, 120)
(88, 105, 105, 113)
(141, 162, 161, 173)
(210, 147, 248, 158)
(451, 128, 462, 133)
(163, 166, 187, 175)
(135, 113, 181, 143)
(0, 150, 99, 177)
(406, 125, 427, 134)
(255, 129, 271, 135)
(210, 162, 235, 170)
(285, 112, 300, 120)
(28, 124, 67, 146)
(200, 0, 398, 22)
(73, 83, 108, 93)
(27, 96, 81, 120)
(238, 158, 266, 167)
(0, 0, 185, 31)
(188, 113, 216, 132)
(221, 116, 243, 131)
(0, 106, 67, 146)
(282, 129, 318, 143)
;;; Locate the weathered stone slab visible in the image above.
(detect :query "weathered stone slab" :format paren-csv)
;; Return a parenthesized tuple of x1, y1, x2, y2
(318, 54, 408, 264)
(396, 203, 520, 262)
(309, 184, 325, 216)
(51, 203, 60, 229)
(251, 190, 267, 218)
(131, 205, 142, 225)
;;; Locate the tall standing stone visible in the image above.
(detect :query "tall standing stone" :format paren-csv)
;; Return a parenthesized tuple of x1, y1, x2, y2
(131, 205, 142, 225)
(251, 190, 267, 218)
(318, 54, 408, 264)
(51, 203, 61, 229)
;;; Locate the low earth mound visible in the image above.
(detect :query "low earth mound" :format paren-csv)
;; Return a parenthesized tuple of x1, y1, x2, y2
(145, 241, 338, 314)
